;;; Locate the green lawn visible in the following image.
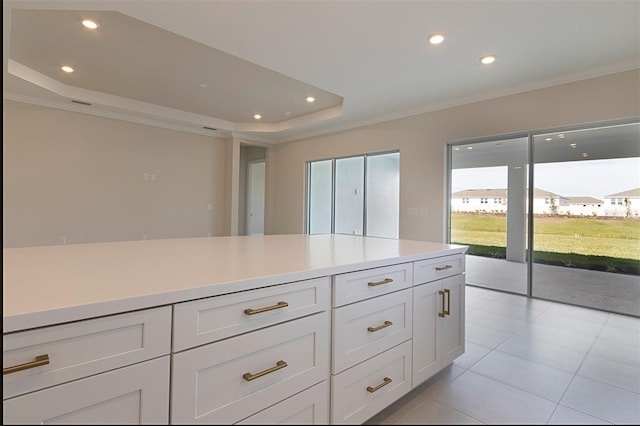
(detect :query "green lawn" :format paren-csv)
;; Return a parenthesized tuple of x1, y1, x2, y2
(451, 213, 640, 275)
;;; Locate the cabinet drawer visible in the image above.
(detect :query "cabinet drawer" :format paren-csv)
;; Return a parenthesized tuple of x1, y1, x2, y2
(3, 355, 170, 424)
(331, 340, 412, 425)
(3, 306, 172, 400)
(173, 277, 330, 351)
(171, 311, 330, 424)
(236, 381, 329, 425)
(414, 254, 464, 284)
(332, 288, 412, 374)
(333, 263, 412, 307)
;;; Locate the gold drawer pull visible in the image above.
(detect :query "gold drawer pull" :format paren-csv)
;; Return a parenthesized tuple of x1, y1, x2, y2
(243, 360, 287, 381)
(444, 288, 451, 316)
(367, 377, 392, 393)
(3, 354, 50, 375)
(368, 278, 393, 287)
(435, 264, 453, 271)
(368, 321, 393, 332)
(244, 301, 289, 315)
(438, 290, 446, 317)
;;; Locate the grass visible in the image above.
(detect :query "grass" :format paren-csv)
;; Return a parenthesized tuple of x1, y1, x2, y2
(451, 212, 640, 275)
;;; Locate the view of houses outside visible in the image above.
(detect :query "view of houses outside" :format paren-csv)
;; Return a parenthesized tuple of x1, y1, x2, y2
(450, 158, 640, 274)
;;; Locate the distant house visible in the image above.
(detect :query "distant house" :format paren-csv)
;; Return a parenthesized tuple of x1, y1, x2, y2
(604, 188, 640, 217)
(560, 197, 603, 216)
(451, 188, 573, 215)
(450, 189, 508, 213)
(531, 189, 570, 215)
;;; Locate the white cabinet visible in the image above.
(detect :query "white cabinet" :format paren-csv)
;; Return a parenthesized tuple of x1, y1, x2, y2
(330, 265, 414, 424)
(412, 256, 465, 387)
(3, 307, 172, 424)
(3, 236, 466, 425)
(3, 356, 170, 424)
(171, 277, 331, 424)
(331, 340, 412, 425)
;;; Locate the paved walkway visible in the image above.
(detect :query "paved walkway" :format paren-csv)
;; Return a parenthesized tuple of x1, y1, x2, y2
(465, 255, 640, 317)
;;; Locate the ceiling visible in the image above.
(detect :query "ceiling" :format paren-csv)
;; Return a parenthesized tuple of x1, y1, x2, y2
(3, 0, 640, 144)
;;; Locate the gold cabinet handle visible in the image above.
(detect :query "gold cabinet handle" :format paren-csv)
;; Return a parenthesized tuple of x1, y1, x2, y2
(366, 377, 392, 393)
(438, 290, 446, 317)
(435, 264, 453, 271)
(3, 354, 50, 375)
(368, 278, 393, 287)
(444, 288, 451, 316)
(243, 360, 287, 381)
(244, 301, 288, 315)
(367, 320, 393, 333)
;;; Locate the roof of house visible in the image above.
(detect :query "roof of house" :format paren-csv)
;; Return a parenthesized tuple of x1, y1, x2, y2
(604, 188, 640, 198)
(532, 188, 567, 199)
(451, 189, 507, 198)
(452, 188, 570, 199)
(567, 197, 603, 204)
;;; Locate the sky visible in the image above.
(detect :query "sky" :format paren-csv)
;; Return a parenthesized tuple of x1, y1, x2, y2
(452, 157, 640, 200)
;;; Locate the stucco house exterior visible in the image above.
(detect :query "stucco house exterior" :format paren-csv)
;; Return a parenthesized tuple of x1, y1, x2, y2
(559, 197, 604, 216)
(451, 188, 570, 214)
(603, 188, 640, 217)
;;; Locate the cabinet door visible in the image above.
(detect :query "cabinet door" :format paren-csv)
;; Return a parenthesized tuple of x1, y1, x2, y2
(3, 356, 170, 424)
(411, 280, 441, 386)
(440, 274, 465, 366)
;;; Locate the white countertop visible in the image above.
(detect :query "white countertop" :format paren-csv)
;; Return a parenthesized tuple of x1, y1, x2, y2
(3, 234, 467, 333)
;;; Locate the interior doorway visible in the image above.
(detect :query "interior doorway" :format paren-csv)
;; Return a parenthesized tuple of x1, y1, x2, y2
(247, 160, 265, 235)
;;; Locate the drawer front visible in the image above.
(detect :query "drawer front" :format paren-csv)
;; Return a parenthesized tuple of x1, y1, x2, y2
(3, 356, 170, 424)
(171, 312, 330, 424)
(333, 263, 412, 307)
(414, 254, 464, 284)
(3, 306, 172, 399)
(173, 277, 330, 351)
(332, 288, 412, 374)
(236, 381, 329, 425)
(331, 340, 412, 425)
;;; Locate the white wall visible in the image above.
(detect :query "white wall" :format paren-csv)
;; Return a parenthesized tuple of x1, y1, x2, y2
(266, 69, 640, 242)
(3, 100, 227, 247)
(4, 70, 639, 247)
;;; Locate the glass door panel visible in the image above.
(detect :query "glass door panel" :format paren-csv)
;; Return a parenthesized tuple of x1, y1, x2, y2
(335, 156, 365, 235)
(366, 152, 399, 238)
(532, 123, 640, 316)
(308, 159, 332, 234)
(450, 137, 529, 294)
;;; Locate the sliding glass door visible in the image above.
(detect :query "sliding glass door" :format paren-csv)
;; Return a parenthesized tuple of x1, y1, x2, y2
(307, 151, 399, 238)
(448, 121, 640, 316)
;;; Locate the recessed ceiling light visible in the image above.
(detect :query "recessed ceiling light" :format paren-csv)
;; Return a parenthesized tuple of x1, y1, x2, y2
(306, 96, 315, 103)
(480, 55, 496, 65)
(254, 114, 262, 120)
(570, 143, 577, 148)
(82, 19, 98, 29)
(582, 153, 589, 157)
(428, 34, 444, 45)
(61, 66, 74, 73)
(467, 146, 473, 150)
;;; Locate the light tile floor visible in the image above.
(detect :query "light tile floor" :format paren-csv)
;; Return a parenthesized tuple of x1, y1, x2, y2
(365, 285, 640, 425)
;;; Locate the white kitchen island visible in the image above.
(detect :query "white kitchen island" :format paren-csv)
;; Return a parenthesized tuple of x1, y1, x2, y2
(3, 234, 467, 424)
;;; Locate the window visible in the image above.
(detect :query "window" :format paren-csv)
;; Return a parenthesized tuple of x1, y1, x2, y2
(307, 151, 399, 238)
